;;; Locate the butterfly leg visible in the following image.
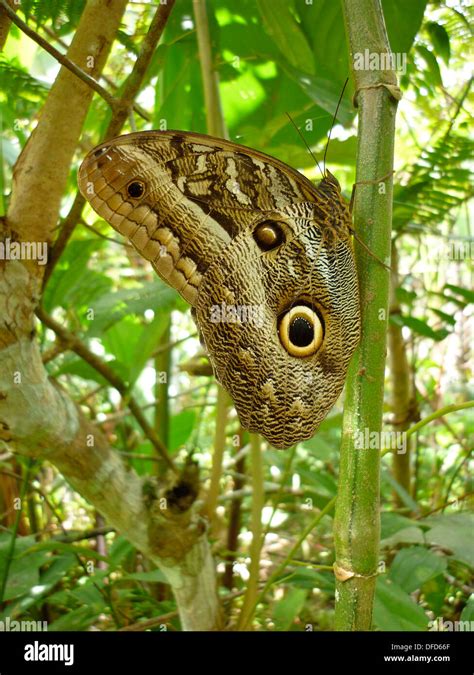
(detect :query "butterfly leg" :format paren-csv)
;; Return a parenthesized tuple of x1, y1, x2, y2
(349, 170, 395, 271)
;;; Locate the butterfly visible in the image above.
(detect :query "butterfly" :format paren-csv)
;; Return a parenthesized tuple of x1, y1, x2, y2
(78, 130, 360, 448)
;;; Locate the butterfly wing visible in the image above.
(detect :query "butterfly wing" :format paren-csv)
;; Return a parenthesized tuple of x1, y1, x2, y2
(78, 131, 360, 447)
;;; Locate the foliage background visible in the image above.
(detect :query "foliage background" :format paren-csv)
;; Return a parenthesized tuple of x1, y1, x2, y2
(0, 0, 472, 631)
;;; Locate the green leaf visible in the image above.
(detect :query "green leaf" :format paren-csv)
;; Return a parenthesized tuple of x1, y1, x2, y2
(43, 239, 105, 312)
(423, 513, 474, 566)
(155, 32, 205, 132)
(428, 307, 456, 326)
(460, 595, 474, 623)
(27, 540, 108, 562)
(381, 513, 419, 539)
(415, 45, 443, 87)
(316, 412, 343, 432)
(125, 569, 169, 584)
(1, 551, 78, 618)
(108, 536, 135, 566)
(301, 436, 334, 461)
(129, 313, 170, 385)
(422, 574, 447, 616)
(396, 287, 417, 305)
(382, 470, 420, 512)
(425, 22, 450, 65)
(381, 0, 428, 54)
(51, 353, 122, 387)
(41, 550, 77, 580)
(101, 317, 144, 380)
(444, 284, 474, 305)
(272, 587, 307, 630)
(374, 577, 429, 631)
(47, 605, 101, 631)
(298, 468, 337, 496)
(381, 527, 426, 549)
(282, 567, 334, 592)
(169, 410, 196, 452)
(391, 314, 450, 341)
(88, 281, 178, 336)
(0, 535, 50, 601)
(389, 546, 447, 593)
(393, 133, 473, 233)
(284, 71, 354, 124)
(257, 0, 315, 75)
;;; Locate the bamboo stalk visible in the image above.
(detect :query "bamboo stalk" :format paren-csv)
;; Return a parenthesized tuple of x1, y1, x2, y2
(193, 0, 227, 138)
(334, 0, 401, 630)
(154, 319, 171, 452)
(236, 433, 264, 630)
(206, 386, 230, 525)
(388, 241, 417, 504)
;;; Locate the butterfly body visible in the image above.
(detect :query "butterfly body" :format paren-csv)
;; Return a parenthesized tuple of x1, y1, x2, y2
(79, 131, 360, 448)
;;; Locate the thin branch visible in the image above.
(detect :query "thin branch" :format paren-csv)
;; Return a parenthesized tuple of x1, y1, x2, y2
(39, 20, 151, 122)
(36, 306, 175, 472)
(57, 526, 115, 543)
(42, 192, 87, 289)
(43, 0, 176, 286)
(0, 0, 16, 50)
(117, 589, 247, 632)
(0, 0, 116, 108)
(254, 497, 337, 613)
(380, 401, 474, 454)
(118, 610, 179, 631)
(105, 0, 176, 140)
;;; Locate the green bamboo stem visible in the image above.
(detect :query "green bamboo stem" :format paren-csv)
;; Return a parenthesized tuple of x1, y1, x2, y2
(334, 0, 401, 630)
(261, 444, 297, 542)
(154, 319, 171, 452)
(394, 401, 473, 447)
(192, 0, 232, 529)
(236, 433, 264, 630)
(388, 242, 415, 503)
(193, 0, 226, 138)
(206, 386, 230, 525)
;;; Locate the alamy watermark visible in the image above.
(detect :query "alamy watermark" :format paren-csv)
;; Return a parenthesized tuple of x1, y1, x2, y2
(353, 429, 407, 454)
(354, 49, 407, 75)
(428, 618, 474, 632)
(0, 617, 48, 631)
(399, 239, 473, 275)
(209, 303, 264, 328)
(0, 238, 48, 265)
(432, 240, 473, 262)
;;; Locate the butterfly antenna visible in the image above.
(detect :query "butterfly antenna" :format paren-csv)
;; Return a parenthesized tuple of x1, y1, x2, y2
(285, 112, 324, 179)
(323, 77, 349, 174)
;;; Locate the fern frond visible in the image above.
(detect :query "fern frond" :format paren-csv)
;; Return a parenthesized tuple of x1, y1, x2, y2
(393, 132, 473, 233)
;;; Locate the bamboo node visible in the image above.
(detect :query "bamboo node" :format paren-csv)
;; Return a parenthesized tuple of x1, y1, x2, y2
(333, 562, 379, 582)
(353, 83, 402, 106)
(333, 562, 355, 582)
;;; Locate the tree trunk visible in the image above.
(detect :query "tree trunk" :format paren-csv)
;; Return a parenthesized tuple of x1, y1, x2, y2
(0, 0, 221, 631)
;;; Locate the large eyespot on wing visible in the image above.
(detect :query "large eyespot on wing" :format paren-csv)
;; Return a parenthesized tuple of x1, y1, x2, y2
(278, 305, 324, 358)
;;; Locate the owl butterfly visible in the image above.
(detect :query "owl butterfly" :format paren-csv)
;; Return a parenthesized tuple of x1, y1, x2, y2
(78, 130, 360, 448)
